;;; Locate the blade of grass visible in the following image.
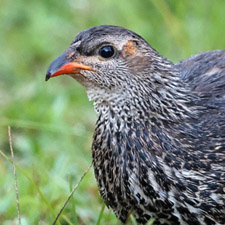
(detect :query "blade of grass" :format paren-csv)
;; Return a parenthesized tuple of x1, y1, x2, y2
(0, 118, 87, 137)
(61, 215, 74, 225)
(130, 215, 138, 225)
(68, 174, 78, 225)
(147, 218, 155, 225)
(96, 203, 105, 225)
(131, 215, 155, 225)
(0, 150, 61, 225)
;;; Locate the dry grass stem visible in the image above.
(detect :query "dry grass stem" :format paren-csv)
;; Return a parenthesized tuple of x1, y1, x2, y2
(8, 126, 21, 225)
(52, 163, 93, 225)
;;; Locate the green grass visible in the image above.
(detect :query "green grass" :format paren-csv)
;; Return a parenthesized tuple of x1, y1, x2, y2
(0, 0, 225, 224)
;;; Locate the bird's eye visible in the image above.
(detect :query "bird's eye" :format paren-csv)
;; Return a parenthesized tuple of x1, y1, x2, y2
(99, 45, 115, 58)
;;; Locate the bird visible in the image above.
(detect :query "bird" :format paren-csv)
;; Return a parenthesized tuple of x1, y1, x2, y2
(46, 25, 225, 225)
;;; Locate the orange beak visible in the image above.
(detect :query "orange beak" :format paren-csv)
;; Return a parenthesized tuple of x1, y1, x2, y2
(46, 49, 92, 81)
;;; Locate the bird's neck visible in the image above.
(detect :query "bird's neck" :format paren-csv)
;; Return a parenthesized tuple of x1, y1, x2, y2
(91, 72, 198, 211)
(91, 90, 186, 211)
(91, 67, 198, 167)
(87, 71, 195, 125)
(91, 76, 195, 160)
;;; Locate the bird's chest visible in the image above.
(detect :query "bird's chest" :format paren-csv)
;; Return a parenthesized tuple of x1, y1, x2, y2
(92, 124, 135, 219)
(91, 119, 176, 223)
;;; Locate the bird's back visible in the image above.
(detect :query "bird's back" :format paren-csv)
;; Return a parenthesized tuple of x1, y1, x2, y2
(174, 50, 225, 225)
(176, 50, 225, 150)
(175, 50, 225, 149)
(176, 50, 225, 106)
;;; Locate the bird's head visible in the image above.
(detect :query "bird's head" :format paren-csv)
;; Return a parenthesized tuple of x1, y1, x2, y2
(46, 25, 186, 118)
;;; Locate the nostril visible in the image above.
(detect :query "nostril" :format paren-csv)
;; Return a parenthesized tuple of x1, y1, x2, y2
(67, 52, 75, 60)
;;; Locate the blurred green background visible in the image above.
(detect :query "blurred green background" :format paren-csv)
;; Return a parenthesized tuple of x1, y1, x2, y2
(0, 0, 224, 224)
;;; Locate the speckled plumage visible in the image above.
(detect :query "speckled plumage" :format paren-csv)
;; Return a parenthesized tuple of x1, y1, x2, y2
(46, 25, 225, 225)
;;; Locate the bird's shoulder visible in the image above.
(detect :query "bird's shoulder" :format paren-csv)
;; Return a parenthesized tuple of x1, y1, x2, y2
(174, 50, 225, 168)
(175, 50, 225, 96)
